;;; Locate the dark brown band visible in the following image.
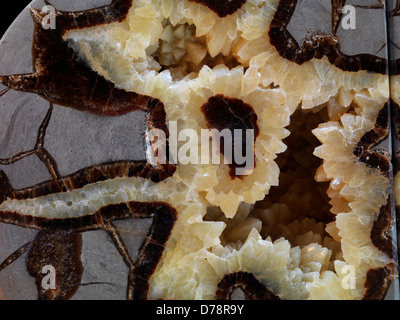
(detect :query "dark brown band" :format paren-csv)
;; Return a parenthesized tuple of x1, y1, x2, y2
(216, 272, 281, 300)
(269, 0, 388, 74)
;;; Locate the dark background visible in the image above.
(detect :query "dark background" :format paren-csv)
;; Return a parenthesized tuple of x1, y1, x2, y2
(0, 1, 32, 39)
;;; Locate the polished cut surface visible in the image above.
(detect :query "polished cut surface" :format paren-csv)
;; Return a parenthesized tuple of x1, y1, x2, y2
(0, 0, 398, 300)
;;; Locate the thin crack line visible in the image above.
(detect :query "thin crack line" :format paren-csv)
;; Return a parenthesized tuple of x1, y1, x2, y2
(0, 102, 62, 189)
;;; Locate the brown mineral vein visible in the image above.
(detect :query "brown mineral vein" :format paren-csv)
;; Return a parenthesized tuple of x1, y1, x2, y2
(0, 201, 177, 300)
(0, 0, 179, 302)
(0, 103, 62, 188)
(332, 0, 346, 34)
(105, 220, 136, 268)
(127, 204, 177, 300)
(354, 102, 390, 161)
(0, 87, 10, 97)
(0, 160, 176, 205)
(216, 272, 281, 300)
(353, 102, 393, 259)
(0, 0, 163, 117)
(0, 99, 175, 205)
(353, 0, 384, 9)
(188, 0, 247, 18)
(45, 0, 133, 33)
(363, 266, 392, 300)
(269, 0, 388, 74)
(0, 79, 174, 204)
(0, 150, 36, 165)
(371, 201, 394, 257)
(0, 240, 34, 272)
